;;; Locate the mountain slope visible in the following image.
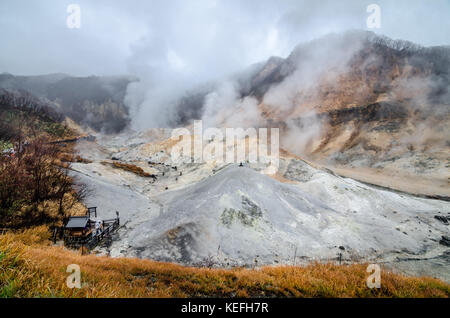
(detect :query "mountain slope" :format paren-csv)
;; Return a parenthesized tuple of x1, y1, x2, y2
(95, 163, 450, 282)
(195, 31, 450, 197)
(0, 73, 135, 133)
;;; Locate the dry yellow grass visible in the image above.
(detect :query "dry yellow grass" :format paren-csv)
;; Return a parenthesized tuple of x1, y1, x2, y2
(101, 161, 155, 178)
(58, 152, 92, 164)
(1, 227, 449, 298)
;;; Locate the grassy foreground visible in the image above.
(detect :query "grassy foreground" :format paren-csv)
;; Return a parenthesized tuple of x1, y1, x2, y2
(0, 226, 449, 298)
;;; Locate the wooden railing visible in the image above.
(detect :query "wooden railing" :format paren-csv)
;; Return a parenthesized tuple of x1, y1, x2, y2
(85, 218, 120, 249)
(63, 217, 120, 251)
(0, 228, 11, 235)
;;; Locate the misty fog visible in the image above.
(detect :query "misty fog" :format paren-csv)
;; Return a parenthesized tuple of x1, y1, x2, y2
(1, 0, 449, 130)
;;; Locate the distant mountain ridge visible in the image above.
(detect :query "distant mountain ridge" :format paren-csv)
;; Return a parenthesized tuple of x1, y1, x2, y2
(0, 73, 136, 133)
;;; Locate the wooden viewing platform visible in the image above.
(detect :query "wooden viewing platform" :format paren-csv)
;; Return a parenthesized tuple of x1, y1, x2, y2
(59, 207, 120, 252)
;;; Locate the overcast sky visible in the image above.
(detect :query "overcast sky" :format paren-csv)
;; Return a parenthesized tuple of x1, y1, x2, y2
(1, 0, 449, 77)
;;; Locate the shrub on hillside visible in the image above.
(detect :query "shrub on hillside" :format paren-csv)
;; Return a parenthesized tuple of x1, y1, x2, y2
(0, 138, 88, 227)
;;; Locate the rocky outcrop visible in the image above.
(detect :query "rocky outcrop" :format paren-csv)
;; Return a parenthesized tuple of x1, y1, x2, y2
(435, 215, 450, 225)
(440, 236, 450, 247)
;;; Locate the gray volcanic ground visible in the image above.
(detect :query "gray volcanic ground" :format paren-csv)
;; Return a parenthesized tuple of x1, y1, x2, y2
(70, 133, 450, 283)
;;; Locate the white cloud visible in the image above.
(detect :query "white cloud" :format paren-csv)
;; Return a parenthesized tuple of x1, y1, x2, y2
(0, 0, 449, 76)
